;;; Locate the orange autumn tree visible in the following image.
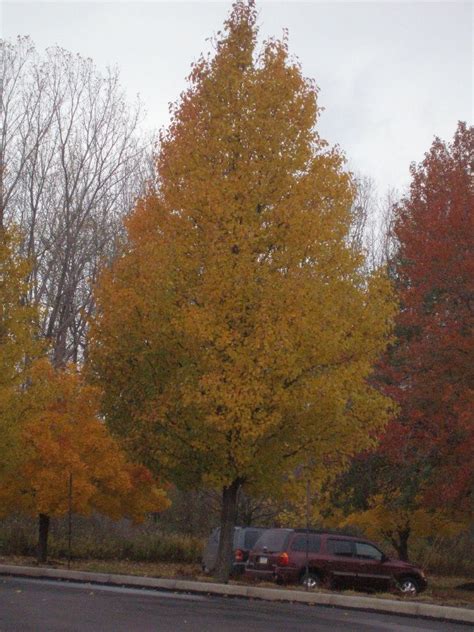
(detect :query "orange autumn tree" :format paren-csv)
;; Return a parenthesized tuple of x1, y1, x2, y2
(88, 0, 395, 581)
(0, 360, 169, 562)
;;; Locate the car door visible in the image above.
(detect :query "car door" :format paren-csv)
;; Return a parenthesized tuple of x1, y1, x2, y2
(354, 541, 392, 592)
(286, 533, 322, 580)
(325, 538, 361, 588)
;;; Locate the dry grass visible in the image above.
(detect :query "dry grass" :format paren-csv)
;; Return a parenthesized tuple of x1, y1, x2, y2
(0, 516, 204, 564)
(1, 555, 473, 609)
(0, 555, 203, 581)
(417, 575, 474, 608)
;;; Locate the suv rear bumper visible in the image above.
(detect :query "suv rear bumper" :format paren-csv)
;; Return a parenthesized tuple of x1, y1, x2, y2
(231, 562, 247, 576)
(244, 568, 275, 582)
(274, 566, 301, 583)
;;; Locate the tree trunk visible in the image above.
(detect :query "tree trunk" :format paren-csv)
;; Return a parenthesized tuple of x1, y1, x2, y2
(394, 527, 410, 562)
(214, 479, 242, 583)
(37, 513, 50, 563)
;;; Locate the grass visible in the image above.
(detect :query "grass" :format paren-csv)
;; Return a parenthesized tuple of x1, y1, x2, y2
(1, 555, 473, 609)
(0, 555, 206, 581)
(417, 575, 474, 608)
(0, 516, 204, 564)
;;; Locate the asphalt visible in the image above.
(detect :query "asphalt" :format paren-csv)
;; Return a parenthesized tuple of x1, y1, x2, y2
(0, 563, 473, 626)
(1, 575, 472, 632)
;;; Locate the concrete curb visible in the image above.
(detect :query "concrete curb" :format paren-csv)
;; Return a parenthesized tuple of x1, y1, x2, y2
(0, 564, 473, 625)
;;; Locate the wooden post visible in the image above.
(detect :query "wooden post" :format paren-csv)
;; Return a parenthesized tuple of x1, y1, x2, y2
(67, 472, 72, 569)
(305, 476, 310, 590)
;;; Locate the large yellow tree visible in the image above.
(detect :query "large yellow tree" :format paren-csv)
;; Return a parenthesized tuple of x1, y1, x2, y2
(88, 0, 395, 580)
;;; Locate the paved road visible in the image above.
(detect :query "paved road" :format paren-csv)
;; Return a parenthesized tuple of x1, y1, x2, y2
(0, 576, 471, 632)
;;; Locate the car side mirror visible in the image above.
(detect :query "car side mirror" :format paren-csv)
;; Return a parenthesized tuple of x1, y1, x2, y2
(381, 553, 389, 563)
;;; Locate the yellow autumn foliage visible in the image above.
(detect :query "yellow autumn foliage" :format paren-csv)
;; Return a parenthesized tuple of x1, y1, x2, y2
(342, 493, 467, 543)
(0, 227, 43, 475)
(88, 2, 396, 500)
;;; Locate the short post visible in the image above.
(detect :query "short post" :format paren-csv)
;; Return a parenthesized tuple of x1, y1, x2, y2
(305, 477, 310, 591)
(67, 472, 72, 570)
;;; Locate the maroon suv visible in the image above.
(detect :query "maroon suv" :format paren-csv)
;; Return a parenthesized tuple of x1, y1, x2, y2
(245, 529, 427, 595)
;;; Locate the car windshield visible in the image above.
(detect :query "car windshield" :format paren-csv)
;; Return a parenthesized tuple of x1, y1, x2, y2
(253, 529, 291, 552)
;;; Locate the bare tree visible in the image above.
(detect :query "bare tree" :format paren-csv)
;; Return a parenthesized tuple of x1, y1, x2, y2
(0, 37, 58, 229)
(349, 173, 400, 271)
(377, 187, 399, 266)
(1, 36, 154, 364)
(350, 174, 374, 253)
(363, 186, 400, 270)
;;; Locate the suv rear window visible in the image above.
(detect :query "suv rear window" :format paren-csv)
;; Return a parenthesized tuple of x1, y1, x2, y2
(254, 529, 291, 552)
(290, 534, 321, 553)
(327, 539, 354, 557)
(244, 529, 264, 549)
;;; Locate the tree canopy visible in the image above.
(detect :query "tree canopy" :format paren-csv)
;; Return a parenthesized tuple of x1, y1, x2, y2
(0, 359, 169, 561)
(88, 0, 395, 580)
(326, 122, 473, 561)
(383, 121, 473, 516)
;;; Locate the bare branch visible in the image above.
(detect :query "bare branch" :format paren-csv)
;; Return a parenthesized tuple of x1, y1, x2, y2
(0, 37, 154, 365)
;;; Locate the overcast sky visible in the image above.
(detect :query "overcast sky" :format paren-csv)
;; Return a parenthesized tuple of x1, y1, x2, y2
(1, 1, 472, 195)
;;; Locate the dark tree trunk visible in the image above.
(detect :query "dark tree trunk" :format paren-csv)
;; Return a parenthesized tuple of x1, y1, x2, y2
(214, 479, 242, 583)
(37, 513, 50, 563)
(392, 527, 410, 562)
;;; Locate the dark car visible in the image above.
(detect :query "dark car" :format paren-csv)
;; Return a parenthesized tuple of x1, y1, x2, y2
(245, 528, 427, 595)
(201, 526, 267, 576)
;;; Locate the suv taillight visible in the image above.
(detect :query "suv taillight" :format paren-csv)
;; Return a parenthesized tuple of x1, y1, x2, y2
(278, 552, 289, 566)
(234, 548, 244, 562)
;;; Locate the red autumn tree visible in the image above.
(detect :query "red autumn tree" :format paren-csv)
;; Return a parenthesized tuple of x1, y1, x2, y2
(381, 121, 473, 517)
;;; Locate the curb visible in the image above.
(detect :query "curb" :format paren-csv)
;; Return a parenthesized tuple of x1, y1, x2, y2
(0, 564, 473, 625)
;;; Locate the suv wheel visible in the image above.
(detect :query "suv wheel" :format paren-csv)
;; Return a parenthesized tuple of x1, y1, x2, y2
(397, 576, 420, 596)
(300, 572, 321, 590)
